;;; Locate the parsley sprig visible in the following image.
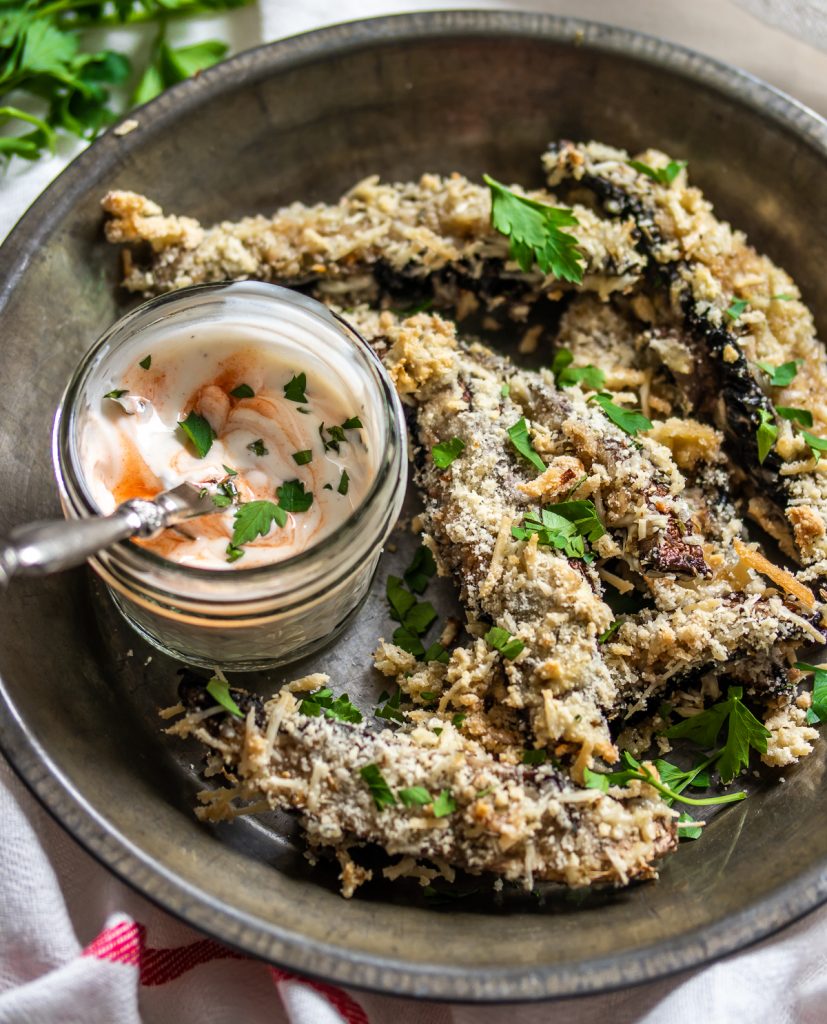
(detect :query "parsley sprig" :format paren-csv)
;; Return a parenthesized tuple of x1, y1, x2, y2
(627, 158, 687, 186)
(795, 662, 827, 724)
(483, 174, 584, 283)
(665, 686, 771, 783)
(0, 1, 250, 164)
(551, 347, 606, 390)
(584, 750, 746, 805)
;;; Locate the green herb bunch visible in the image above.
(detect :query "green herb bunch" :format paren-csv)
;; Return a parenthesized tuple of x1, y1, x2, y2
(0, 0, 252, 164)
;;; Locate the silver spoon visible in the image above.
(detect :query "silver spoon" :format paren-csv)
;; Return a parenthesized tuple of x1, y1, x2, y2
(0, 483, 217, 586)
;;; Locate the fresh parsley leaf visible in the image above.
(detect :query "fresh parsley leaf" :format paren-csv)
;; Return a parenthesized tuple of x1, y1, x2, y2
(590, 393, 653, 437)
(452, 712, 466, 727)
(511, 499, 605, 560)
(627, 158, 687, 186)
(582, 766, 610, 791)
(139, 355, 151, 370)
(550, 500, 606, 543)
(404, 601, 438, 635)
(342, 416, 363, 429)
(501, 383, 510, 397)
(319, 423, 347, 453)
(223, 464, 238, 477)
(521, 749, 547, 766)
(276, 479, 313, 513)
(206, 675, 242, 718)
(179, 410, 214, 458)
(404, 545, 437, 594)
(398, 786, 431, 807)
(795, 662, 827, 725)
(484, 626, 524, 660)
(225, 543, 244, 563)
(337, 469, 349, 495)
(484, 174, 584, 283)
(284, 372, 307, 403)
(359, 764, 396, 809)
(757, 360, 800, 387)
(323, 483, 333, 491)
(802, 431, 827, 464)
(551, 347, 606, 390)
(231, 383, 254, 399)
(771, 293, 794, 302)
(300, 687, 363, 724)
(431, 789, 457, 818)
(507, 418, 545, 472)
(756, 408, 777, 464)
(776, 407, 813, 427)
(667, 687, 770, 783)
(292, 449, 313, 465)
(247, 438, 268, 457)
(211, 493, 232, 509)
(104, 388, 127, 400)
(725, 297, 749, 320)
(432, 437, 466, 469)
(231, 500, 286, 546)
(387, 575, 436, 636)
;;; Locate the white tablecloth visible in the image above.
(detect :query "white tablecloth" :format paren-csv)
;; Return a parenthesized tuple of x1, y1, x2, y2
(2, 2, 826, 1021)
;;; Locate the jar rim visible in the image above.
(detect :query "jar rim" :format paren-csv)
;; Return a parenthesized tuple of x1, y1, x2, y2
(53, 281, 407, 583)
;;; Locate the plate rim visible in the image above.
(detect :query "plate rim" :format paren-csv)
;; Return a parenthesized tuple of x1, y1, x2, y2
(2, 8, 827, 1002)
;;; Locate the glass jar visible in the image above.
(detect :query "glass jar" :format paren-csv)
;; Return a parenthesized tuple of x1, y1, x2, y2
(53, 282, 407, 671)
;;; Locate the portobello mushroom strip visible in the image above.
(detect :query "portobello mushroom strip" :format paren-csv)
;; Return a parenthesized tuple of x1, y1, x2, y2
(167, 678, 677, 896)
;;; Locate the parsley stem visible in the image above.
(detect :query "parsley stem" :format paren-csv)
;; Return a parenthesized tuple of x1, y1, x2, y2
(642, 766, 745, 806)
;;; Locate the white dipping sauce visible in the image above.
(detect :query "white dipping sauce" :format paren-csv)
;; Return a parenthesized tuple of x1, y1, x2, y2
(79, 323, 377, 569)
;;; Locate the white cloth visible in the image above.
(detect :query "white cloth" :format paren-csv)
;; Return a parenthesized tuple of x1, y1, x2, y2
(1, 1, 827, 1021)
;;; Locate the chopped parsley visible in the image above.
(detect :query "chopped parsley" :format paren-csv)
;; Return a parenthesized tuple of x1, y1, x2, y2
(757, 360, 800, 387)
(206, 675, 242, 718)
(756, 408, 777, 464)
(404, 545, 437, 594)
(551, 347, 606, 390)
(627, 158, 687, 186)
(342, 416, 363, 430)
(223, 464, 238, 477)
(484, 625, 524, 660)
(521, 749, 547, 766)
(391, 627, 425, 658)
(666, 686, 771, 783)
(230, 383, 254, 399)
(319, 423, 347, 453)
(386, 576, 437, 635)
(374, 688, 405, 723)
(398, 786, 431, 807)
(802, 431, 827, 463)
(725, 297, 749, 321)
(139, 355, 152, 370)
(225, 543, 244, 563)
(677, 814, 703, 840)
(299, 687, 362, 724)
(598, 619, 623, 643)
(231, 500, 287, 546)
(423, 642, 450, 664)
(584, 750, 746, 805)
(795, 662, 827, 724)
(337, 469, 349, 495)
(247, 438, 268, 457)
(292, 449, 313, 465)
(771, 293, 794, 302)
(431, 789, 457, 818)
(179, 410, 214, 458)
(590, 393, 652, 437)
(283, 372, 307, 403)
(360, 763, 396, 809)
(501, 382, 510, 397)
(507, 417, 545, 472)
(432, 437, 466, 469)
(104, 388, 127, 400)
(484, 174, 584, 283)
(511, 499, 605, 560)
(776, 407, 813, 427)
(276, 479, 313, 512)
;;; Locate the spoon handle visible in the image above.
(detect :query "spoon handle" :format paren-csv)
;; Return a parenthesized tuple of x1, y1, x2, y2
(0, 505, 144, 585)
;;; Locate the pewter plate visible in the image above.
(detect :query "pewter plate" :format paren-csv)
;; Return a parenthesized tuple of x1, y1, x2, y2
(1, 11, 827, 1002)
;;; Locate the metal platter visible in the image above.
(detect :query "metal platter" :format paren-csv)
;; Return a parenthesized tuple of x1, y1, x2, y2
(1, 10, 826, 1002)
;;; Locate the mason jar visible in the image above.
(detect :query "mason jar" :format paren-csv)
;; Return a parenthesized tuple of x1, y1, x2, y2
(52, 282, 407, 671)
